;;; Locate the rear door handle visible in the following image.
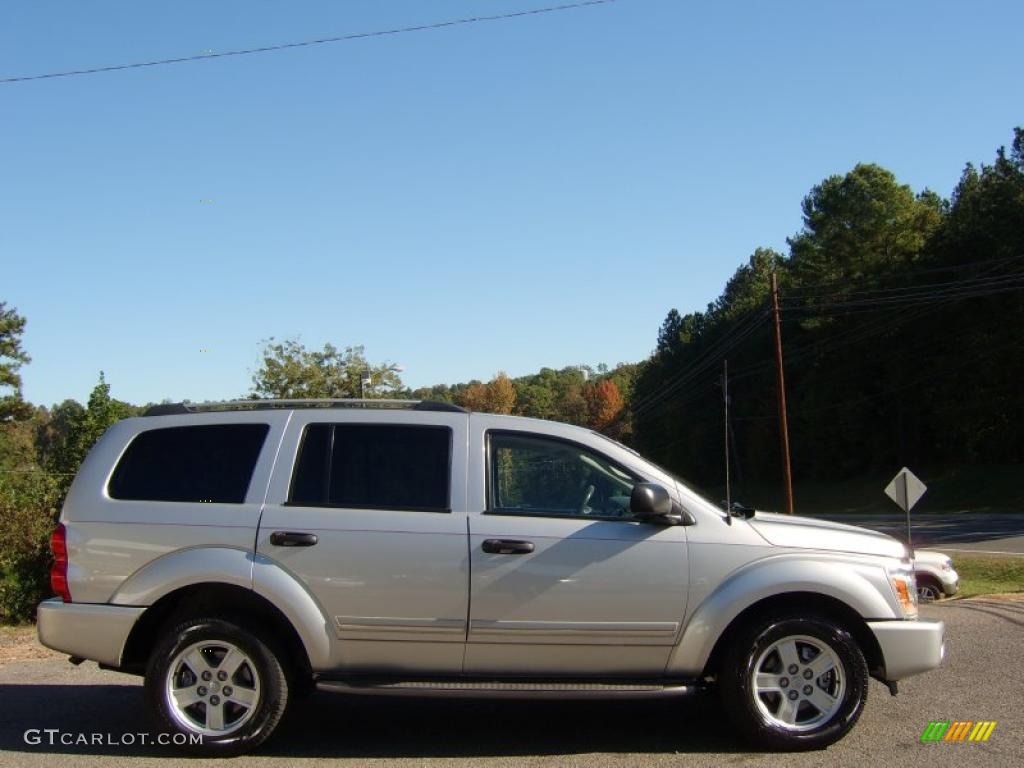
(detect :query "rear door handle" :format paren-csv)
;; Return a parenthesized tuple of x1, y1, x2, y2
(270, 531, 319, 547)
(482, 539, 535, 555)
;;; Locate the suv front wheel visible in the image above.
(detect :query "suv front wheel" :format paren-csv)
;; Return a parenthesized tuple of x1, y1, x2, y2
(144, 617, 289, 756)
(719, 615, 868, 750)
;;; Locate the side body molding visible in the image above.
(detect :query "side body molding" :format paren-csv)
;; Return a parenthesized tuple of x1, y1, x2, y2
(108, 547, 333, 671)
(667, 554, 902, 678)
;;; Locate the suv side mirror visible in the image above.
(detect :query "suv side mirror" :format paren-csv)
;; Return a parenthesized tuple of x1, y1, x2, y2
(631, 483, 679, 524)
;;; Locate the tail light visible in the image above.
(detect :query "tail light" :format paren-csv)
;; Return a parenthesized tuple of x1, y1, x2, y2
(50, 523, 71, 603)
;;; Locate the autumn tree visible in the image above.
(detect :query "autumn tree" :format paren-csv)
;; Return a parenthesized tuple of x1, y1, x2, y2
(457, 373, 517, 414)
(584, 379, 624, 430)
(484, 373, 516, 414)
(459, 381, 488, 411)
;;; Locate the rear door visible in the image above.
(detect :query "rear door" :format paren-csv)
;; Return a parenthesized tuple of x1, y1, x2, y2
(256, 409, 469, 674)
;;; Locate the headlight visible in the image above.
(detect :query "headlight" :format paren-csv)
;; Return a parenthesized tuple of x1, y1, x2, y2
(942, 559, 953, 572)
(888, 566, 918, 617)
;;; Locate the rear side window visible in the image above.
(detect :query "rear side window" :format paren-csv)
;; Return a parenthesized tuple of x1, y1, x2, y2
(109, 424, 270, 503)
(290, 424, 451, 512)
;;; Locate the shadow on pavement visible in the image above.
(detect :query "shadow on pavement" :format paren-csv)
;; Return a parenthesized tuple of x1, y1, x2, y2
(0, 684, 748, 758)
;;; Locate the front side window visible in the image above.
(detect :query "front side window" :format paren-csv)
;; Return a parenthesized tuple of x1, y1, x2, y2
(289, 424, 451, 511)
(488, 432, 637, 519)
(108, 424, 269, 503)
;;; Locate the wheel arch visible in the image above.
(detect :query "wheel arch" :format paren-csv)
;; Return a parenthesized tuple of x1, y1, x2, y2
(699, 591, 885, 681)
(109, 546, 332, 672)
(121, 582, 313, 683)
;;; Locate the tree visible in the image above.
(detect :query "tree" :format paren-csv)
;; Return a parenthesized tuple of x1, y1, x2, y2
(584, 379, 625, 431)
(37, 400, 85, 476)
(0, 302, 31, 422)
(484, 373, 516, 415)
(250, 338, 402, 399)
(456, 374, 517, 414)
(788, 164, 943, 285)
(458, 381, 488, 411)
(43, 374, 135, 486)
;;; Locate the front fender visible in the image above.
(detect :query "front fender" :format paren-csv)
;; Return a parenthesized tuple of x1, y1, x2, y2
(109, 546, 332, 670)
(667, 553, 901, 677)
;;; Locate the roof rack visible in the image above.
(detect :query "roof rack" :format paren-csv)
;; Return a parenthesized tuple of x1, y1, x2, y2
(143, 399, 468, 417)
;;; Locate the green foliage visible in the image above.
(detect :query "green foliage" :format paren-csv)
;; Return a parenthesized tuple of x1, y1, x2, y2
(251, 338, 403, 399)
(0, 302, 31, 422)
(41, 374, 137, 490)
(788, 164, 943, 284)
(0, 471, 62, 623)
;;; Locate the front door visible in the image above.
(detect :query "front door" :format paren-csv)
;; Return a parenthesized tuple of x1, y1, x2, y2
(465, 418, 689, 677)
(257, 410, 469, 674)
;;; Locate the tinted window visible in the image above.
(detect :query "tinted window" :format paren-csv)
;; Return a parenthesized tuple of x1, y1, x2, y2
(109, 424, 269, 503)
(290, 424, 451, 511)
(489, 432, 636, 519)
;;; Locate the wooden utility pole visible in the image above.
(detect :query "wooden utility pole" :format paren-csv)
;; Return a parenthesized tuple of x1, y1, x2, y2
(722, 359, 731, 513)
(771, 270, 795, 514)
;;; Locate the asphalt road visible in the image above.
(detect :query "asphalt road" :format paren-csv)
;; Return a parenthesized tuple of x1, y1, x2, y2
(812, 512, 1024, 554)
(1, 598, 1022, 768)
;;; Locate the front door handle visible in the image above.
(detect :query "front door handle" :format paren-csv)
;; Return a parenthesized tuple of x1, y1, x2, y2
(482, 539, 535, 555)
(270, 531, 319, 547)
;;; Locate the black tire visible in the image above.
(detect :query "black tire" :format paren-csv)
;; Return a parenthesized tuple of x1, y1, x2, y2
(718, 614, 868, 751)
(916, 575, 943, 602)
(144, 617, 289, 756)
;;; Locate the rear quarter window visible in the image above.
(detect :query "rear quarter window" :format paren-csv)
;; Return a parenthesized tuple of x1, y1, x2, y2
(108, 423, 270, 503)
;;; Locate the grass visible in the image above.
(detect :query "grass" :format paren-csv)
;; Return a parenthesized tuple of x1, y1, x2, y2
(952, 554, 1024, 598)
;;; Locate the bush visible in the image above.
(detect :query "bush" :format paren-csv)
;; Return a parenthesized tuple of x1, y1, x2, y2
(0, 472, 63, 623)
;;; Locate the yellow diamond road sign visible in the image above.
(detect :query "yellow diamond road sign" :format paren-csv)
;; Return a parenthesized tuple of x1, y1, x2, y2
(885, 467, 927, 513)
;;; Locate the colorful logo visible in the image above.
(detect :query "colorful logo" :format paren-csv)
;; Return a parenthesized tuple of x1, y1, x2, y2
(921, 721, 996, 742)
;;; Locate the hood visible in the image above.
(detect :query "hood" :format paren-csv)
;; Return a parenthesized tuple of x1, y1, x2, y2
(749, 511, 907, 559)
(912, 549, 951, 566)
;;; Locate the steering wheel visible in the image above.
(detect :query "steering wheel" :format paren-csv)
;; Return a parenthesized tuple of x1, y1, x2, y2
(579, 484, 596, 515)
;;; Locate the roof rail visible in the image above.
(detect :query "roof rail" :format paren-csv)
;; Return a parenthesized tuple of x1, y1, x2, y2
(142, 399, 468, 416)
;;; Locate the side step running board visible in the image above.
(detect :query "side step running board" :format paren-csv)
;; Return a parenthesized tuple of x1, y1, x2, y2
(316, 679, 698, 700)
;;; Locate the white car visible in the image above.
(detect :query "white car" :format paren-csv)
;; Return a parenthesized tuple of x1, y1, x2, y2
(913, 550, 959, 601)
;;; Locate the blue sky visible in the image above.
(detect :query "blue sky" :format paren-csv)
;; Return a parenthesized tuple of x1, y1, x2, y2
(2, 0, 1019, 407)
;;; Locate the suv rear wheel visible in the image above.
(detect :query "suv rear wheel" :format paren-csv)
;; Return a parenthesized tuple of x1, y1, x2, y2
(719, 615, 868, 750)
(144, 617, 289, 756)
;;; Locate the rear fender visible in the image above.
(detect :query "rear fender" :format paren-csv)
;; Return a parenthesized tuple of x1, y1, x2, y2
(110, 546, 332, 669)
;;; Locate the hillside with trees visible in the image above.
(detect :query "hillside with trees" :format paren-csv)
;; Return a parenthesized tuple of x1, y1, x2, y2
(632, 128, 1024, 504)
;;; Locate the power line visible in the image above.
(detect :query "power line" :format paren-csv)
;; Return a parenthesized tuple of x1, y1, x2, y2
(634, 258, 1023, 422)
(0, 0, 618, 85)
(705, 256, 1024, 396)
(783, 253, 1024, 297)
(735, 334, 1024, 423)
(629, 308, 769, 419)
(630, 308, 774, 421)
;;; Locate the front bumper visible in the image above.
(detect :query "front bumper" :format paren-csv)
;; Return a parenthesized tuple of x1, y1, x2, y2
(868, 618, 945, 681)
(941, 571, 960, 596)
(37, 599, 145, 668)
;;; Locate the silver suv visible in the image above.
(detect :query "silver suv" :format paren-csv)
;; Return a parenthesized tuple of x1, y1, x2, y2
(37, 400, 945, 755)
